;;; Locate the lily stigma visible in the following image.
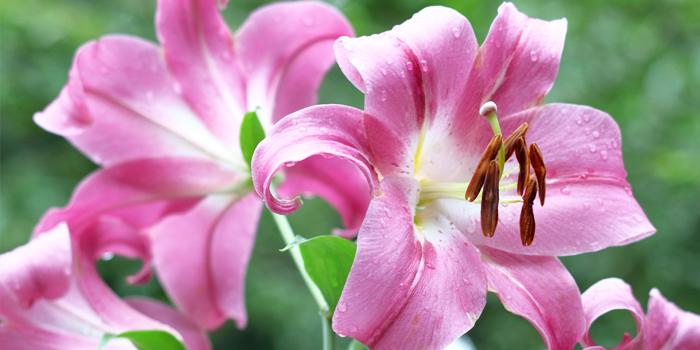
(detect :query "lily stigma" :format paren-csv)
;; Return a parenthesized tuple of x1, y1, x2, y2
(417, 101, 546, 246)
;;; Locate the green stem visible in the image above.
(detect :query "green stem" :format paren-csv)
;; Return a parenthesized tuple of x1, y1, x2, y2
(269, 195, 334, 350)
(321, 312, 336, 350)
(485, 111, 506, 178)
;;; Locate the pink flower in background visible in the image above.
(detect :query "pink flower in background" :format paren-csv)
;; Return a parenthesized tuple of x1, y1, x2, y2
(580, 278, 700, 350)
(0, 223, 210, 350)
(33, 0, 369, 331)
(253, 3, 655, 349)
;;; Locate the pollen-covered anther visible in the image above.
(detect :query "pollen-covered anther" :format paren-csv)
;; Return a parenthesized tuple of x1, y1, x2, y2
(514, 137, 529, 196)
(529, 142, 546, 206)
(504, 122, 529, 160)
(465, 134, 503, 202)
(520, 179, 537, 246)
(481, 160, 500, 237)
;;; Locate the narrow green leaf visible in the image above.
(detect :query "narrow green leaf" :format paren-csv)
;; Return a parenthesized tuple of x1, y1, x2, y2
(296, 236, 357, 314)
(96, 330, 187, 350)
(239, 110, 266, 168)
(279, 235, 309, 252)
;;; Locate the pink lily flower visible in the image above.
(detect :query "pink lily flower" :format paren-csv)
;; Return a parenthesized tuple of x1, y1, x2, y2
(32, 0, 369, 330)
(0, 223, 210, 350)
(253, 3, 655, 349)
(580, 278, 700, 350)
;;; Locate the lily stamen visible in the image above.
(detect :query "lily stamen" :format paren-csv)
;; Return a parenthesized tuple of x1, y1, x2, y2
(513, 137, 529, 196)
(465, 134, 502, 201)
(481, 160, 500, 237)
(504, 122, 529, 160)
(520, 179, 538, 246)
(529, 142, 547, 206)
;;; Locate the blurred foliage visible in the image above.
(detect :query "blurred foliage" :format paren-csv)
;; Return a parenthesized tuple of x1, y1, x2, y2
(2, 0, 700, 349)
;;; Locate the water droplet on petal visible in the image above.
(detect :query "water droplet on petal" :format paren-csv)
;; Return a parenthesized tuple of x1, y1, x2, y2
(371, 258, 381, 265)
(529, 50, 538, 62)
(380, 90, 387, 101)
(384, 208, 392, 218)
(406, 61, 414, 71)
(380, 219, 386, 228)
(576, 117, 583, 125)
(560, 186, 571, 195)
(399, 283, 406, 290)
(386, 58, 392, 65)
(596, 198, 604, 206)
(612, 140, 619, 148)
(583, 203, 590, 210)
(589, 144, 597, 153)
(365, 81, 373, 92)
(584, 128, 590, 135)
(565, 126, 571, 134)
(592, 131, 601, 139)
(400, 71, 405, 78)
(320, 127, 328, 134)
(381, 68, 387, 76)
(600, 150, 608, 161)
(425, 263, 435, 269)
(633, 215, 643, 222)
(298, 126, 307, 132)
(420, 59, 428, 72)
(498, 24, 503, 32)
(624, 186, 633, 196)
(452, 27, 461, 38)
(101, 252, 115, 261)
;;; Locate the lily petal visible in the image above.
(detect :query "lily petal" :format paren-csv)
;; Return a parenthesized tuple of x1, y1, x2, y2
(34, 35, 235, 167)
(646, 288, 700, 350)
(480, 246, 585, 350)
(481, 2, 567, 117)
(277, 155, 370, 238)
(149, 193, 262, 330)
(448, 104, 654, 255)
(237, 1, 354, 125)
(580, 278, 645, 350)
(0, 223, 71, 310)
(333, 177, 487, 350)
(127, 297, 212, 350)
(252, 104, 377, 216)
(34, 157, 241, 237)
(156, 0, 246, 150)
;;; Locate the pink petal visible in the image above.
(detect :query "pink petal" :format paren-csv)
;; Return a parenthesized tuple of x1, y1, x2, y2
(156, 0, 246, 150)
(277, 155, 370, 238)
(580, 278, 645, 350)
(445, 104, 654, 255)
(333, 177, 487, 350)
(237, 1, 354, 125)
(481, 3, 567, 117)
(646, 288, 700, 350)
(252, 105, 377, 216)
(334, 30, 425, 177)
(0, 326, 135, 350)
(127, 297, 212, 350)
(0, 224, 72, 309)
(389, 7, 487, 182)
(480, 246, 585, 350)
(148, 193, 262, 330)
(34, 35, 235, 167)
(34, 157, 241, 237)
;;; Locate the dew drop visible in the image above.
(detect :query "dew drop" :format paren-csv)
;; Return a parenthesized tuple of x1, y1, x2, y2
(425, 263, 435, 269)
(596, 198, 604, 206)
(320, 127, 328, 134)
(463, 278, 471, 285)
(381, 68, 387, 76)
(286, 161, 296, 167)
(588, 144, 597, 153)
(633, 215, 643, 222)
(550, 49, 557, 59)
(498, 24, 503, 32)
(365, 81, 373, 92)
(592, 131, 601, 139)
(624, 186, 633, 196)
(394, 237, 400, 243)
(101, 252, 115, 261)
(371, 258, 381, 265)
(420, 60, 428, 72)
(328, 118, 333, 126)
(583, 114, 590, 122)
(452, 27, 461, 38)
(529, 50, 538, 62)
(583, 203, 590, 210)
(380, 90, 387, 102)
(584, 128, 590, 135)
(400, 71, 405, 78)
(406, 61, 414, 71)
(560, 186, 571, 195)
(338, 333, 346, 338)
(298, 126, 307, 132)
(565, 126, 571, 134)
(399, 283, 406, 290)
(576, 117, 583, 125)
(612, 140, 619, 148)
(386, 58, 392, 65)
(600, 150, 608, 161)
(380, 219, 386, 228)
(384, 208, 392, 218)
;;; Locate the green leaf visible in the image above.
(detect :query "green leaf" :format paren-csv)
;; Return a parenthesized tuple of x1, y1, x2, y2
(239, 110, 266, 168)
(297, 236, 357, 314)
(96, 330, 187, 350)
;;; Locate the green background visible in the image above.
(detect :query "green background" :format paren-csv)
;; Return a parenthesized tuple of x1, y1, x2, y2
(2, 0, 699, 349)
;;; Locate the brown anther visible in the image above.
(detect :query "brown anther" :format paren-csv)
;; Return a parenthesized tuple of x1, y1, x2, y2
(465, 134, 503, 202)
(481, 160, 500, 237)
(520, 179, 537, 246)
(513, 137, 529, 196)
(504, 122, 529, 160)
(529, 142, 546, 206)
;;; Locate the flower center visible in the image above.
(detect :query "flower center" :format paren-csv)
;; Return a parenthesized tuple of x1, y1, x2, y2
(418, 102, 547, 246)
